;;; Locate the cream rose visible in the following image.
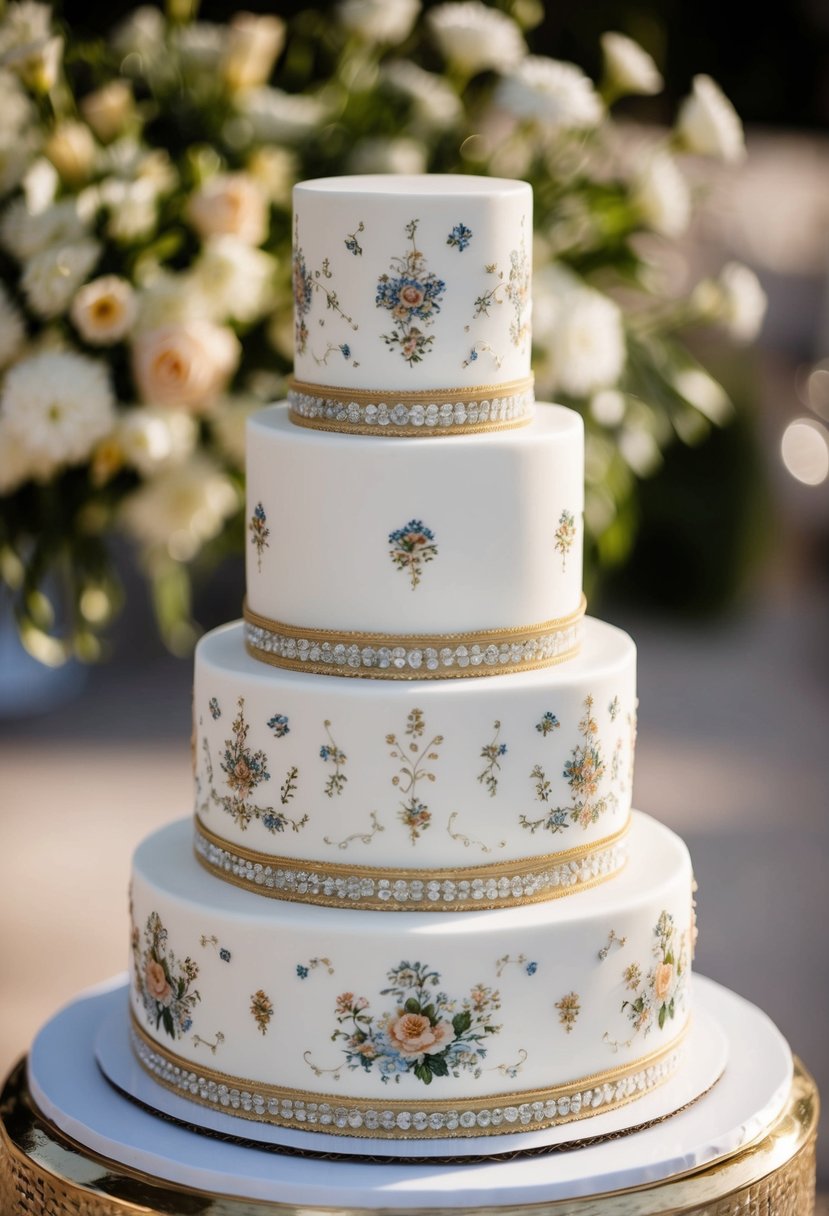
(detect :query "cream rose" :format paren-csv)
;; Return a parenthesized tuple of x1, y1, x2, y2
(388, 1012, 454, 1057)
(81, 80, 134, 143)
(44, 121, 97, 186)
(132, 321, 240, 412)
(654, 962, 674, 1002)
(676, 74, 745, 163)
(145, 958, 172, 1004)
(222, 12, 285, 93)
(186, 173, 268, 246)
(71, 275, 137, 345)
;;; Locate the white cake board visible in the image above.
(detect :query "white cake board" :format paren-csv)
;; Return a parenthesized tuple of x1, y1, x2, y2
(27, 974, 792, 1207)
(94, 985, 727, 1159)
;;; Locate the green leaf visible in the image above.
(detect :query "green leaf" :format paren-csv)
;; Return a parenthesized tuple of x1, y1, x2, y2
(658, 1004, 667, 1030)
(405, 997, 421, 1014)
(414, 1063, 432, 1084)
(429, 1054, 449, 1077)
(452, 1011, 471, 1036)
(421, 1004, 436, 1023)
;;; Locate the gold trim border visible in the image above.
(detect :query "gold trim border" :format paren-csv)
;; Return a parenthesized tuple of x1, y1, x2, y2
(288, 376, 534, 437)
(193, 816, 630, 911)
(243, 595, 586, 681)
(130, 1013, 689, 1141)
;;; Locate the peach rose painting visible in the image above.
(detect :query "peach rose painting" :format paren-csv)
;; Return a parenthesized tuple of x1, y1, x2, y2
(621, 909, 689, 1039)
(331, 961, 501, 1085)
(132, 911, 200, 1040)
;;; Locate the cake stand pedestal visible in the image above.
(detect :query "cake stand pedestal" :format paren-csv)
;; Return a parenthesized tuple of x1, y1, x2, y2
(0, 977, 819, 1216)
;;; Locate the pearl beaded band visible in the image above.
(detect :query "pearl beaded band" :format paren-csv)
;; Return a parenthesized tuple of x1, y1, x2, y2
(193, 816, 630, 912)
(243, 596, 586, 681)
(130, 1014, 687, 1141)
(287, 377, 534, 436)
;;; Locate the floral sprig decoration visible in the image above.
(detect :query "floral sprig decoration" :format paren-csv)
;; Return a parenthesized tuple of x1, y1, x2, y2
(0, 0, 764, 664)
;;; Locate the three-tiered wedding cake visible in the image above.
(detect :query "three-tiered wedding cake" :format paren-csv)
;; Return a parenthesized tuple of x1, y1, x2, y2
(127, 175, 696, 1143)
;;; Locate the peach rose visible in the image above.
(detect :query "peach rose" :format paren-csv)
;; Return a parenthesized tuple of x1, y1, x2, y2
(71, 275, 136, 345)
(145, 958, 172, 1005)
(654, 962, 674, 1002)
(398, 284, 425, 308)
(186, 174, 267, 246)
(388, 1012, 454, 1057)
(132, 321, 239, 413)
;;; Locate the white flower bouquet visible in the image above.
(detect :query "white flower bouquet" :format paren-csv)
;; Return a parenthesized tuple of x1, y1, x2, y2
(0, 0, 765, 663)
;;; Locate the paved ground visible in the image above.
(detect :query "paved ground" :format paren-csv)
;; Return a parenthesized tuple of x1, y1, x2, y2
(1, 579, 827, 1182)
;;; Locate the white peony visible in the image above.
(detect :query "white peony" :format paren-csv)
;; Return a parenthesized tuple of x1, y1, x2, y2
(44, 121, 97, 185)
(100, 177, 158, 242)
(192, 237, 275, 324)
(632, 148, 690, 237)
(495, 57, 603, 130)
(134, 271, 203, 331)
(70, 275, 137, 345)
(117, 407, 197, 476)
(132, 321, 240, 413)
(0, 282, 25, 368)
(0, 127, 36, 197)
(222, 13, 285, 93)
(246, 146, 297, 206)
(21, 238, 101, 318)
(0, 197, 87, 261)
(120, 456, 238, 562)
(676, 75, 745, 163)
(241, 87, 327, 143)
(428, 2, 525, 75)
(717, 261, 767, 342)
(349, 137, 426, 175)
(339, 0, 420, 45)
(534, 264, 626, 397)
(186, 173, 267, 246)
(0, 2, 62, 91)
(81, 81, 134, 143)
(0, 69, 34, 134)
(601, 32, 663, 96)
(0, 349, 114, 479)
(383, 61, 462, 129)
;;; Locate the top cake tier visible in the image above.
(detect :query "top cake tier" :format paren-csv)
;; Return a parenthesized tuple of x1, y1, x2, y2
(292, 175, 532, 399)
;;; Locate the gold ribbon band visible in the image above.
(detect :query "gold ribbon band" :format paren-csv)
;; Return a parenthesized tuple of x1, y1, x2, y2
(288, 376, 534, 437)
(243, 595, 586, 681)
(193, 816, 630, 911)
(130, 1013, 688, 1141)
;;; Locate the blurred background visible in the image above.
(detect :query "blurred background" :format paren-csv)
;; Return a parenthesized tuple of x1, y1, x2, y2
(0, 0, 828, 1187)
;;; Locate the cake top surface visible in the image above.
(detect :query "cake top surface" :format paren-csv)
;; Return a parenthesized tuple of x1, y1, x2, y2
(295, 174, 532, 199)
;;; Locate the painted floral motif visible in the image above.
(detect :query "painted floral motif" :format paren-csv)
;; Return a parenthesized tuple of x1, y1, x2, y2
(519, 764, 569, 835)
(320, 720, 347, 798)
(249, 502, 270, 573)
(495, 954, 538, 978)
(200, 935, 231, 963)
(267, 713, 290, 739)
(598, 930, 626, 961)
(477, 720, 507, 797)
(376, 219, 446, 365)
(536, 711, 560, 736)
(556, 992, 581, 1033)
(388, 519, 438, 590)
(608, 696, 621, 722)
(521, 696, 614, 834)
(313, 341, 357, 367)
(132, 912, 200, 1041)
(474, 237, 530, 348)
(208, 697, 221, 720)
(386, 709, 444, 843)
(250, 989, 274, 1035)
(331, 961, 502, 1086)
(296, 957, 334, 979)
(621, 911, 688, 1037)
(293, 219, 358, 355)
(218, 697, 308, 835)
(462, 341, 503, 370)
(344, 221, 364, 256)
(446, 222, 473, 252)
(554, 509, 577, 571)
(192, 1031, 224, 1053)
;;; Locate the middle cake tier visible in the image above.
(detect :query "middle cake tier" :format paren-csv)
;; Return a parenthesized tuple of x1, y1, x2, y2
(245, 401, 584, 638)
(193, 616, 636, 910)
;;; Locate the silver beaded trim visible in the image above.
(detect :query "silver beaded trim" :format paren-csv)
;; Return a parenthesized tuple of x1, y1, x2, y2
(193, 825, 628, 911)
(288, 386, 534, 435)
(243, 618, 583, 680)
(130, 1027, 684, 1140)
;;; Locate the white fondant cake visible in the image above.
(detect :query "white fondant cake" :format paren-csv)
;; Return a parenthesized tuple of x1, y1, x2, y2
(130, 814, 692, 1138)
(292, 175, 532, 394)
(193, 617, 635, 904)
(245, 403, 583, 636)
(125, 173, 701, 1145)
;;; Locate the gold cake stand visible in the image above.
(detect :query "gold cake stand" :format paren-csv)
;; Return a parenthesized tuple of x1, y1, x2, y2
(0, 1055, 818, 1216)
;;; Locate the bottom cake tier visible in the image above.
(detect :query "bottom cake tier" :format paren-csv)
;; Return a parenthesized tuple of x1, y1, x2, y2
(128, 813, 695, 1140)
